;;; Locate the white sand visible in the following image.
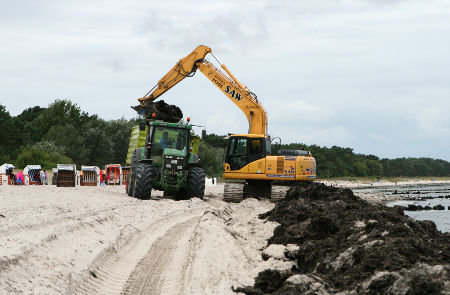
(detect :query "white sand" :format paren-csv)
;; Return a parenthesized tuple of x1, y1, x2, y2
(0, 184, 281, 294)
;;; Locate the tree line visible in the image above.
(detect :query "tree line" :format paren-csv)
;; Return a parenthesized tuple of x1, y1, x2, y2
(0, 100, 138, 170)
(200, 136, 450, 178)
(2, 99, 450, 178)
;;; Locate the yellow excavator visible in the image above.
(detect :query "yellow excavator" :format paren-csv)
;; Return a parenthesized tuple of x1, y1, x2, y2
(138, 45, 316, 202)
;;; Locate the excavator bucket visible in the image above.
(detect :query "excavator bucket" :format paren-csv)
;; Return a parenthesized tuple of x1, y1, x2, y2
(132, 100, 183, 122)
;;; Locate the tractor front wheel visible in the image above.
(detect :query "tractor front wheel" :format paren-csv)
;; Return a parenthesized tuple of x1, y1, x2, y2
(186, 167, 205, 199)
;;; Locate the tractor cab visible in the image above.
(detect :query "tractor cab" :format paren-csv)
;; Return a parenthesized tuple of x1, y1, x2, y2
(145, 122, 191, 167)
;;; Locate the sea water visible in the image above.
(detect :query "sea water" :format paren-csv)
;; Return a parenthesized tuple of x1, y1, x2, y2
(352, 183, 450, 232)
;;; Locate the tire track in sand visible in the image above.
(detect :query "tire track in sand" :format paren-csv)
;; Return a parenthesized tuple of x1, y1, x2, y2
(0, 204, 128, 238)
(121, 216, 201, 295)
(69, 209, 204, 295)
(0, 214, 113, 273)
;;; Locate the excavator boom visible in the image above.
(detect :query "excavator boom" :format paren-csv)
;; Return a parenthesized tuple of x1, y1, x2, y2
(138, 45, 211, 103)
(138, 45, 268, 135)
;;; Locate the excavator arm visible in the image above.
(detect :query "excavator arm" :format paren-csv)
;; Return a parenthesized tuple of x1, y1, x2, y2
(138, 45, 268, 135)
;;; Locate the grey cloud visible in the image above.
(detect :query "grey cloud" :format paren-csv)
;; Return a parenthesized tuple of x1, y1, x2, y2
(135, 8, 269, 53)
(96, 58, 126, 73)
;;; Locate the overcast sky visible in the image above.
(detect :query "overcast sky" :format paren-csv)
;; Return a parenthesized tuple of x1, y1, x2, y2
(1, 0, 450, 160)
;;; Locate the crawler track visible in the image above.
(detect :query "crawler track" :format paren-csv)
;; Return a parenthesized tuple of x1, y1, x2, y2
(270, 185, 290, 203)
(223, 183, 244, 203)
(223, 183, 290, 203)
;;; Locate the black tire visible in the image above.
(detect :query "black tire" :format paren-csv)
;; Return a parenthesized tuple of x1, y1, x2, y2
(174, 188, 188, 201)
(127, 151, 138, 196)
(126, 174, 133, 196)
(186, 167, 205, 199)
(132, 162, 153, 200)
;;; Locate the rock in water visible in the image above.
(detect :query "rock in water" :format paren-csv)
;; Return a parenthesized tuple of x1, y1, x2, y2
(132, 100, 183, 122)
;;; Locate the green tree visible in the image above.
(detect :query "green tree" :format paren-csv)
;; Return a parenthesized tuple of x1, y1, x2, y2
(366, 159, 383, 176)
(354, 161, 368, 176)
(0, 104, 22, 163)
(104, 118, 139, 165)
(202, 133, 227, 149)
(198, 142, 224, 177)
(14, 106, 46, 145)
(83, 126, 114, 168)
(30, 99, 93, 141)
(44, 124, 88, 166)
(15, 146, 73, 170)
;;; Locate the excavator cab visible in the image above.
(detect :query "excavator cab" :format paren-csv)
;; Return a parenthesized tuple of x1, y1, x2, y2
(223, 133, 316, 202)
(224, 135, 270, 172)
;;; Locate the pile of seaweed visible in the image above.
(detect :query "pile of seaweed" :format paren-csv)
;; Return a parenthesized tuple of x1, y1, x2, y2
(132, 100, 183, 122)
(235, 182, 450, 294)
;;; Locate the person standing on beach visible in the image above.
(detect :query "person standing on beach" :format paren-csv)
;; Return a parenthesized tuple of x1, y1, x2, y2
(44, 170, 48, 185)
(40, 170, 46, 185)
(16, 171, 24, 185)
(10, 172, 16, 185)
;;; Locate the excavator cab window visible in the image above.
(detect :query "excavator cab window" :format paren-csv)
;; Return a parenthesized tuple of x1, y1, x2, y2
(265, 138, 272, 155)
(250, 139, 262, 154)
(226, 138, 248, 171)
(226, 137, 267, 171)
(248, 138, 266, 163)
(235, 139, 247, 154)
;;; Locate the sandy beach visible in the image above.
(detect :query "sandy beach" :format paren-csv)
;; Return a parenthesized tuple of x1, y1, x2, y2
(0, 184, 292, 294)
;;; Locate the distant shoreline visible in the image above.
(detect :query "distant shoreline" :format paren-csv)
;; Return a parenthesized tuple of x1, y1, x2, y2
(318, 177, 450, 205)
(318, 177, 450, 189)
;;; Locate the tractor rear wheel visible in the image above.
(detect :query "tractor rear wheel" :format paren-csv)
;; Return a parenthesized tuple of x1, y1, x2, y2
(127, 151, 139, 196)
(186, 167, 205, 199)
(126, 174, 131, 195)
(132, 162, 153, 200)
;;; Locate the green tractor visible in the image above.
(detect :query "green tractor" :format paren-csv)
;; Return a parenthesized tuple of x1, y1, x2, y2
(125, 120, 205, 200)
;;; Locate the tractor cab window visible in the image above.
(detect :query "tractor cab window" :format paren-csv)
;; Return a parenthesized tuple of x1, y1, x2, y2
(151, 126, 189, 156)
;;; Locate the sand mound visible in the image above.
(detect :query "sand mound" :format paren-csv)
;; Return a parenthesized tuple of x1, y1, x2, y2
(235, 182, 450, 294)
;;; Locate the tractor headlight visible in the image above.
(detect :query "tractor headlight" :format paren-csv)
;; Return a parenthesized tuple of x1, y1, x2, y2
(176, 156, 184, 160)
